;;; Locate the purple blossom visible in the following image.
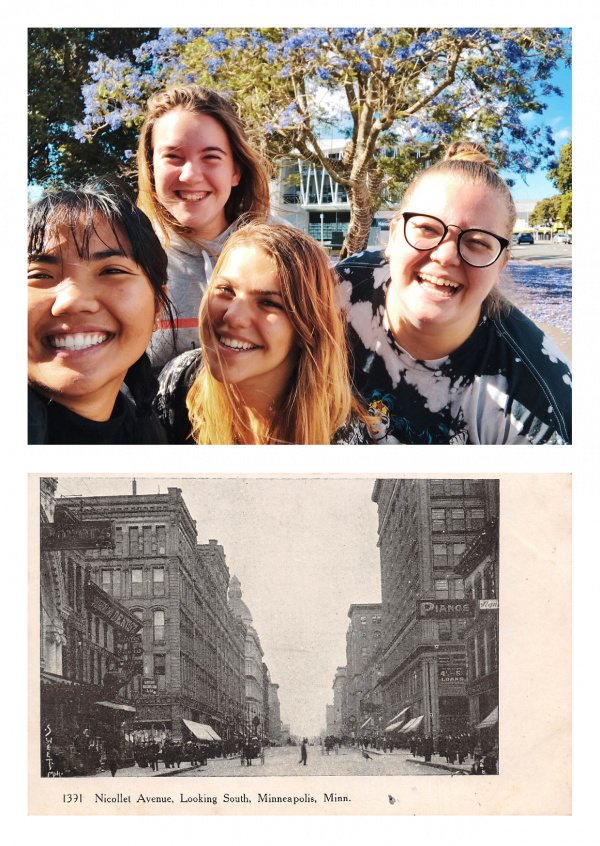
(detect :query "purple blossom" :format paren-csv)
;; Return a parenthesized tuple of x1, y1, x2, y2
(316, 67, 332, 81)
(383, 60, 397, 75)
(502, 40, 523, 63)
(124, 149, 134, 159)
(355, 61, 371, 75)
(266, 44, 279, 63)
(204, 56, 225, 75)
(279, 65, 292, 78)
(249, 30, 266, 49)
(331, 28, 359, 42)
(206, 31, 230, 52)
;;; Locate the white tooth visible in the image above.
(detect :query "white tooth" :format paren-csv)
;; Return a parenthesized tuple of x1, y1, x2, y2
(64, 336, 75, 350)
(74, 333, 84, 348)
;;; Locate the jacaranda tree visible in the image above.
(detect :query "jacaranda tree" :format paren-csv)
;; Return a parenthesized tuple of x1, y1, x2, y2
(74, 27, 570, 258)
(28, 28, 159, 190)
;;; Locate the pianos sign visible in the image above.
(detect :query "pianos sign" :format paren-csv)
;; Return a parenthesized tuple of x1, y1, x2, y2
(418, 599, 475, 619)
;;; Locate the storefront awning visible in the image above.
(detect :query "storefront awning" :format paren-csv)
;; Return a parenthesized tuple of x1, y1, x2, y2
(205, 726, 222, 741)
(95, 701, 136, 712)
(476, 707, 498, 730)
(386, 707, 409, 726)
(360, 716, 373, 730)
(385, 719, 406, 733)
(183, 719, 221, 741)
(401, 715, 424, 733)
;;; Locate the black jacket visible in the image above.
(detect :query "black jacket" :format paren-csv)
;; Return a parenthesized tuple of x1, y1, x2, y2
(28, 387, 168, 445)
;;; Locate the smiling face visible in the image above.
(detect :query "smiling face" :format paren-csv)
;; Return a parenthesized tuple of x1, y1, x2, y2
(28, 217, 159, 420)
(203, 244, 299, 406)
(386, 174, 509, 357)
(152, 108, 241, 240)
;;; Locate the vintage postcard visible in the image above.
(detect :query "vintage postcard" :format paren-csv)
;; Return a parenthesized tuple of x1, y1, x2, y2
(28, 473, 571, 816)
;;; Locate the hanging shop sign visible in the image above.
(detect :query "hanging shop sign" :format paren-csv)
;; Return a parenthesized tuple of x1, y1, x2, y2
(86, 582, 142, 635)
(479, 599, 499, 610)
(418, 599, 475, 619)
(438, 653, 467, 684)
(41, 520, 114, 551)
(142, 678, 158, 694)
(114, 630, 144, 676)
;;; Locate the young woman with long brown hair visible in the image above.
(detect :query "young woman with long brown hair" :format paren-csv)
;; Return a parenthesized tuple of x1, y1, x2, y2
(136, 84, 271, 368)
(155, 222, 370, 444)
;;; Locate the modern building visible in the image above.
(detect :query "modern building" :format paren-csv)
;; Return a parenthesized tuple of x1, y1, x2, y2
(371, 478, 499, 739)
(271, 138, 401, 248)
(345, 604, 383, 738)
(58, 485, 246, 746)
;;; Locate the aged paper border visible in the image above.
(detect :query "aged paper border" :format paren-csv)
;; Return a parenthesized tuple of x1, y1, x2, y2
(28, 473, 571, 816)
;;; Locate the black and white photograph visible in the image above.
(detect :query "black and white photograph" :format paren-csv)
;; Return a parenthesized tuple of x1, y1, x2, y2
(29, 474, 570, 816)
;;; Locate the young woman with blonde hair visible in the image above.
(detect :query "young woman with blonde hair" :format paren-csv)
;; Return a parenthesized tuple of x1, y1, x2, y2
(337, 141, 572, 444)
(136, 84, 271, 368)
(155, 222, 370, 444)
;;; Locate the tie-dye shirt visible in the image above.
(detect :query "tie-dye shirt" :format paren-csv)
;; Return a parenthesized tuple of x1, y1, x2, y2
(336, 250, 572, 445)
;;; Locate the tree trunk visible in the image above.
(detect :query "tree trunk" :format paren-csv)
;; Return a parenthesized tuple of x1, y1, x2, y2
(337, 175, 379, 262)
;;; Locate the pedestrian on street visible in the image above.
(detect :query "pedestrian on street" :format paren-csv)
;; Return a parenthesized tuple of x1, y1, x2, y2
(423, 734, 434, 763)
(106, 745, 119, 778)
(300, 738, 308, 766)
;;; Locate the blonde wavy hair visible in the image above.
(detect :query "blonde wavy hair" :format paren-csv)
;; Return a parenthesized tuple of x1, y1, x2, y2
(137, 85, 270, 247)
(397, 140, 515, 318)
(186, 223, 365, 444)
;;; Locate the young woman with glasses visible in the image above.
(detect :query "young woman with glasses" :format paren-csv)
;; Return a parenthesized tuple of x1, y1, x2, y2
(336, 142, 572, 444)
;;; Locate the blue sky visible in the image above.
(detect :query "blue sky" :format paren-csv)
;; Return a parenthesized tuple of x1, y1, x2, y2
(502, 60, 572, 201)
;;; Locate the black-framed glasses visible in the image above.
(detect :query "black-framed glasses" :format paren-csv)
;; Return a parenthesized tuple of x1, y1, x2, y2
(402, 212, 509, 268)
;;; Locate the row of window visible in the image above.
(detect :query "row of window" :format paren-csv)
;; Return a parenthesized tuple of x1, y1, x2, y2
(129, 608, 165, 644)
(95, 567, 165, 600)
(429, 480, 487, 498)
(431, 508, 486, 533)
(434, 578, 465, 599)
(467, 625, 499, 678)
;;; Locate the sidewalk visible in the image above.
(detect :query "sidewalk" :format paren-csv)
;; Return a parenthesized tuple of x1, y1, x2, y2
(90, 761, 206, 778)
(365, 747, 472, 775)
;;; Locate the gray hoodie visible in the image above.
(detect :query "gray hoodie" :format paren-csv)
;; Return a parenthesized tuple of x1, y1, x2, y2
(147, 223, 237, 369)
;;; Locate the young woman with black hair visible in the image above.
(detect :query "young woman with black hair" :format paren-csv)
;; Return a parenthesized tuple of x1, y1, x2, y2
(28, 186, 175, 444)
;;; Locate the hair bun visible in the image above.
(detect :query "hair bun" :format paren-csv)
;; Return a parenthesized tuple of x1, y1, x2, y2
(443, 141, 497, 171)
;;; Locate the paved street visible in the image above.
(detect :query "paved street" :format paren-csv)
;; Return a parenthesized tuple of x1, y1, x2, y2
(90, 745, 459, 778)
(509, 241, 571, 267)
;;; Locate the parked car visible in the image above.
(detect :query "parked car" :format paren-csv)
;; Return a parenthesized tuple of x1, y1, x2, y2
(553, 233, 571, 244)
(517, 232, 534, 245)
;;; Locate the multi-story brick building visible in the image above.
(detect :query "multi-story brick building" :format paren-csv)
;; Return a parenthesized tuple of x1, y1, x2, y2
(228, 575, 265, 736)
(455, 515, 499, 733)
(267, 679, 282, 746)
(371, 478, 499, 738)
(64, 485, 246, 745)
(345, 603, 383, 738)
(40, 479, 140, 775)
(331, 666, 347, 738)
